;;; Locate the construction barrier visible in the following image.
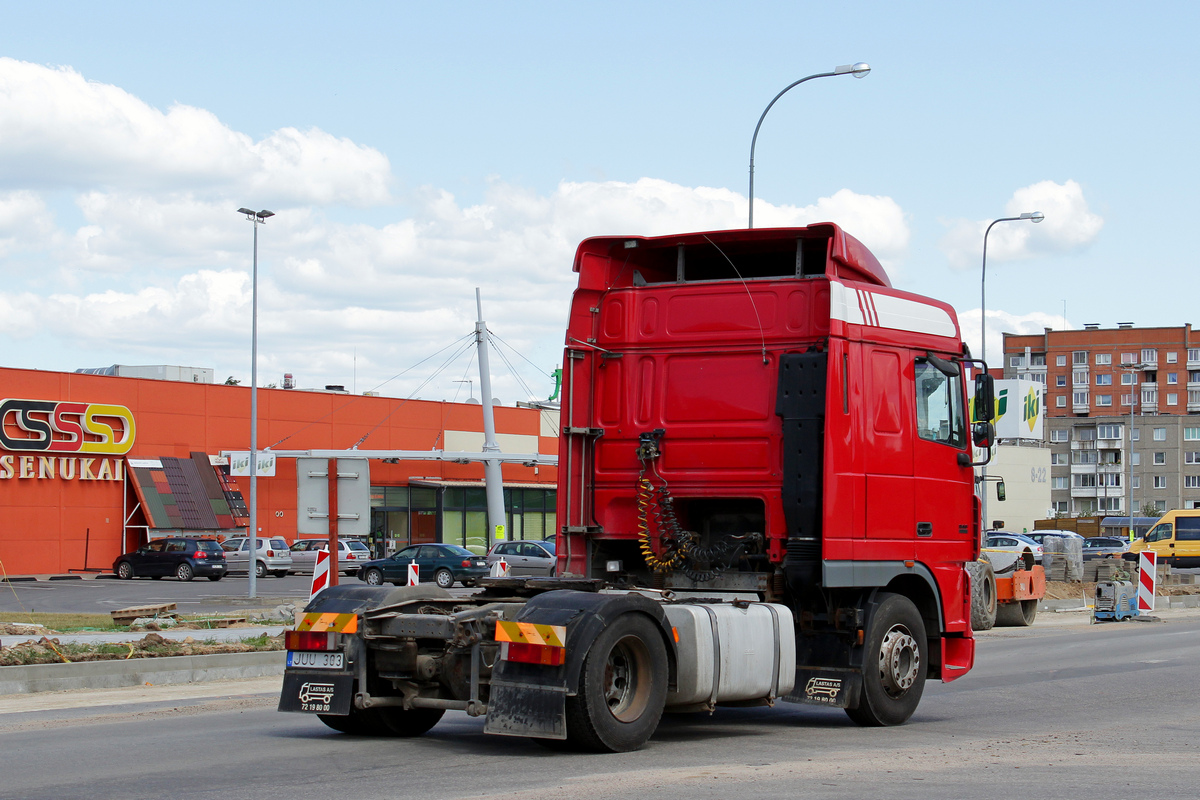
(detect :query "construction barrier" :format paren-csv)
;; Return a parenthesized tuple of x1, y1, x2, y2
(407, 563, 419, 586)
(309, 549, 331, 601)
(1138, 551, 1157, 612)
(490, 559, 509, 578)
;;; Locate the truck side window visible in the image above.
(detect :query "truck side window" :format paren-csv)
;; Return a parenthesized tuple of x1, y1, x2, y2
(914, 358, 965, 448)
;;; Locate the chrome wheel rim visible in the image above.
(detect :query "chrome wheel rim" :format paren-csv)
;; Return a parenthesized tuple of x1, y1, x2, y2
(603, 636, 652, 722)
(878, 624, 920, 697)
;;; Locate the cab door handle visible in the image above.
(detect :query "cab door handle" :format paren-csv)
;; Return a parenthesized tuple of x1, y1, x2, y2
(917, 522, 933, 537)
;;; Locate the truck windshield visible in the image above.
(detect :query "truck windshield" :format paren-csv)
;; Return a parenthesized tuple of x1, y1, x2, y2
(914, 358, 965, 448)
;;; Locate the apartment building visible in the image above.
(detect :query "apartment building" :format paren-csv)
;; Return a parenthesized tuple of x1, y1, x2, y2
(1002, 324, 1200, 516)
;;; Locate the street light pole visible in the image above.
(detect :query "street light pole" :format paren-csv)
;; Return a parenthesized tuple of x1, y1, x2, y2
(237, 208, 274, 599)
(979, 211, 1044, 531)
(748, 62, 870, 228)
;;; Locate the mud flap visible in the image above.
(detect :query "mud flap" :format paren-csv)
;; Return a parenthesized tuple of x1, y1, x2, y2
(483, 679, 567, 739)
(783, 667, 862, 709)
(278, 671, 354, 715)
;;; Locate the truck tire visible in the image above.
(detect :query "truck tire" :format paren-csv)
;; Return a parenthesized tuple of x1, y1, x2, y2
(845, 592, 927, 727)
(995, 599, 1038, 627)
(965, 560, 997, 632)
(563, 612, 668, 752)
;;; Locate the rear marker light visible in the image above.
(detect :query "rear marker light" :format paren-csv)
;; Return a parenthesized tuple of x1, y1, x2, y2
(285, 630, 337, 651)
(502, 642, 566, 666)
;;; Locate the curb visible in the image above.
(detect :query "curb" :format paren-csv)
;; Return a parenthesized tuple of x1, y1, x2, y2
(1, 574, 116, 582)
(0, 650, 285, 695)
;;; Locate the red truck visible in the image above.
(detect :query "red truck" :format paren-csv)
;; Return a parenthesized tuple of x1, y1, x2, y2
(279, 223, 991, 752)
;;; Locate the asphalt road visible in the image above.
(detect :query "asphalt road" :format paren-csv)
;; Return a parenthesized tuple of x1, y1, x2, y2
(1, 612, 1197, 800)
(0, 574, 479, 617)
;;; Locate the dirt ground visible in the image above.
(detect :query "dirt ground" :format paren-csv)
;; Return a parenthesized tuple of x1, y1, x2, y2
(1042, 580, 1200, 600)
(0, 631, 284, 666)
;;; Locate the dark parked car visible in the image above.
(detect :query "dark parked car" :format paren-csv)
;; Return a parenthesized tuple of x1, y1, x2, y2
(486, 539, 557, 576)
(113, 537, 227, 582)
(357, 544, 488, 588)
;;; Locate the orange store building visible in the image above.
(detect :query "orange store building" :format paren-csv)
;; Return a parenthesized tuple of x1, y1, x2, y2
(0, 366, 558, 576)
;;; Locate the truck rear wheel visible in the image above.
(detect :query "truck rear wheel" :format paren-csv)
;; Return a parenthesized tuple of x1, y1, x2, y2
(995, 599, 1038, 627)
(845, 592, 927, 727)
(965, 560, 997, 632)
(563, 613, 668, 752)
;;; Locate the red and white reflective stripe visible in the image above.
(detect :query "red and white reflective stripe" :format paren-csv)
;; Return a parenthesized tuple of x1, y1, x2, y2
(856, 288, 880, 327)
(1138, 551, 1157, 612)
(407, 563, 420, 586)
(309, 549, 331, 601)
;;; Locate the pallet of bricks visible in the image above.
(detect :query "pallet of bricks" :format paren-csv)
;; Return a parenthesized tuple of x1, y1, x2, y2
(1043, 537, 1083, 582)
(1082, 558, 1134, 583)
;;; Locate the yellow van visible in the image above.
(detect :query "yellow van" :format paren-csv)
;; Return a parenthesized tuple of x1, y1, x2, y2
(1125, 510, 1200, 567)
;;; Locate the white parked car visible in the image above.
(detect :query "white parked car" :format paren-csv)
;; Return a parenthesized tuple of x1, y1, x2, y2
(289, 539, 373, 576)
(221, 536, 294, 578)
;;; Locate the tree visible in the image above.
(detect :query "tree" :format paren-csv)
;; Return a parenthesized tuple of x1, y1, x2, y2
(224, 376, 241, 385)
(1140, 502, 1163, 519)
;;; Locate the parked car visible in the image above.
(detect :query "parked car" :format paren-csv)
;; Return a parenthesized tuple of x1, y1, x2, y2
(1025, 531, 1086, 547)
(486, 539, 557, 576)
(221, 536, 293, 578)
(112, 537, 227, 582)
(1082, 536, 1130, 560)
(357, 544, 488, 588)
(289, 539, 372, 576)
(983, 532, 1043, 569)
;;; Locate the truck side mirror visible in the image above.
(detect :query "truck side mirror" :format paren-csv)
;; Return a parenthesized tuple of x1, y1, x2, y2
(996, 480, 1006, 502)
(972, 421, 994, 449)
(974, 373, 995, 422)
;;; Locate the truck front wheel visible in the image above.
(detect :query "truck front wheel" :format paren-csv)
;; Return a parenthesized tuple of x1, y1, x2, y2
(564, 613, 668, 752)
(845, 592, 927, 727)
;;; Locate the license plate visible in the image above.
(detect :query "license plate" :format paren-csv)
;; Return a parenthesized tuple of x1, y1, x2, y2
(287, 651, 344, 669)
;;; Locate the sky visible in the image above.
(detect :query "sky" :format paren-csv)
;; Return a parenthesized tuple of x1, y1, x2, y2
(1, 2, 1196, 404)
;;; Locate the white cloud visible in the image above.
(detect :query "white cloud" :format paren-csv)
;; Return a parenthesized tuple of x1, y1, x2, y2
(0, 191, 57, 257)
(940, 179, 1103, 268)
(0, 58, 914, 404)
(0, 177, 913, 401)
(0, 58, 391, 206)
(958, 307, 1068, 365)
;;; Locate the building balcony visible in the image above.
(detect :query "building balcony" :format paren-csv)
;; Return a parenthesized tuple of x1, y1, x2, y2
(1071, 440, 1096, 450)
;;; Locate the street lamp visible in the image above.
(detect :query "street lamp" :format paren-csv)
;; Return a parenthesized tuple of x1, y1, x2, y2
(979, 211, 1043, 530)
(237, 207, 274, 599)
(1122, 363, 1147, 540)
(747, 62, 870, 228)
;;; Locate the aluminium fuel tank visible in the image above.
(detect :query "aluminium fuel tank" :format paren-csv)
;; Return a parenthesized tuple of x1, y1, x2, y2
(663, 602, 796, 710)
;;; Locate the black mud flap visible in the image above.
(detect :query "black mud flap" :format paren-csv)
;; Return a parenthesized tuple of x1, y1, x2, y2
(783, 668, 862, 709)
(278, 671, 354, 715)
(483, 679, 567, 739)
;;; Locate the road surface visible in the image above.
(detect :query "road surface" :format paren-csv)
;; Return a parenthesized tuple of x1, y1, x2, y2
(1, 609, 1197, 800)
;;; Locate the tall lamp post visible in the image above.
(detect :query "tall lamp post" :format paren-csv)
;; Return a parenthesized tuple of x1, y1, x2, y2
(237, 208, 274, 599)
(979, 211, 1043, 531)
(748, 62, 870, 228)
(1122, 363, 1146, 539)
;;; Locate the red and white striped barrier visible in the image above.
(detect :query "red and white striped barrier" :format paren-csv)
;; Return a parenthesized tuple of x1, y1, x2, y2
(309, 548, 331, 601)
(407, 563, 420, 586)
(1138, 550, 1157, 612)
(490, 558, 509, 578)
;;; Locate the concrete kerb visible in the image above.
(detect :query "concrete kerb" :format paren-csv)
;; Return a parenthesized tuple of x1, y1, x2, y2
(0, 650, 285, 695)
